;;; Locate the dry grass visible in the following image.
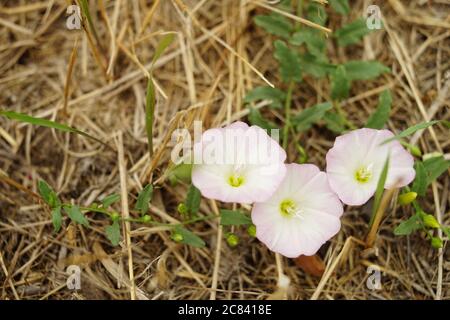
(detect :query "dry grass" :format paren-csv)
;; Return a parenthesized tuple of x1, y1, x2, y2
(0, 0, 449, 300)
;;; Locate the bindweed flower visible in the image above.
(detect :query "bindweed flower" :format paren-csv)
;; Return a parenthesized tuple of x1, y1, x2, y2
(326, 128, 415, 206)
(251, 164, 343, 258)
(192, 121, 286, 204)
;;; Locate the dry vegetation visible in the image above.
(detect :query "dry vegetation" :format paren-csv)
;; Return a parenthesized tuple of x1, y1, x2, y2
(0, 0, 449, 300)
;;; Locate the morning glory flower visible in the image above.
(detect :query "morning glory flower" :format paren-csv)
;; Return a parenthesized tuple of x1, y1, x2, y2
(192, 121, 286, 204)
(326, 128, 415, 206)
(251, 163, 343, 258)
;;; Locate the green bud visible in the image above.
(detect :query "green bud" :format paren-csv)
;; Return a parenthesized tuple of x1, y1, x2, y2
(226, 233, 239, 247)
(177, 203, 188, 215)
(141, 215, 152, 223)
(171, 232, 184, 243)
(431, 237, 443, 249)
(398, 192, 417, 205)
(111, 213, 120, 222)
(422, 152, 442, 161)
(408, 145, 422, 157)
(247, 224, 257, 237)
(423, 214, 440, 229)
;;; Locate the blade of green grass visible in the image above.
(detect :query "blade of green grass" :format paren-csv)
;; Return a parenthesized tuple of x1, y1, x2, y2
(0, 110, 110, 148)
(369, 155, 390, 227)
(151, 33, 175, 69)
(78, 0, 100, 45)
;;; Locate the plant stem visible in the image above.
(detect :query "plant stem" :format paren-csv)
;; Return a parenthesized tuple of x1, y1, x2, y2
(283, 81, 295, 150)
(334, 100, 357, 130)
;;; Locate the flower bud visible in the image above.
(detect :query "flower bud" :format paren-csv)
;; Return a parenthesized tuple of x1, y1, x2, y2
(247, 224, 257, 237)
(226, 233, 239, 247)
(171, 232, 184, 243)
(177, 203, 188, 215)
(423, 214, 440, 229)
(141, 215, 152, 223)
(398, 192, 417, 205)
(431, 237, 443, 249)
(111, 213, 120, 222)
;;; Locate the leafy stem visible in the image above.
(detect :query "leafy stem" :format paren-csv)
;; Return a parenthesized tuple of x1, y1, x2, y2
(283, 81, 295, 150)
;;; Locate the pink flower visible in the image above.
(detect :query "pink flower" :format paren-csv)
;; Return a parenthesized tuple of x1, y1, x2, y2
(251, 164, 343, 258)
(326, 128, 415, 206)
(192, 121, 286, 204)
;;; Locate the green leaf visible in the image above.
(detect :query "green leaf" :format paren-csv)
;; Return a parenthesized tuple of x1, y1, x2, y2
(381, 121, 440, 144)
(0, 110, 109, 148)
(423, 155, 450, 185)
(65, 205, 89, 226)
(254, 14, 292, 39)
(370, 155, 389, 226)
(274, 40, 302, 83)
(394, 214, 422, 236)
(292, 102, 332, 131)
(79, 0, 99, 44)
(38, 180, 60, 208)
(298, 53, 334, 78)
(306, 2, 328, 26)
(220, 209, 252, 226)
(442, 227, 450, 239)
(185, 184, 201, 216)
(151, 33, 175, 69)
(105, 221, 121, 246)
(366, 90, 392, 129)
(290, 29, 326, 58)
(343, 61, 390, 81)
(330, 65, 350, 100)
(411, 161, 427, 196)
(244, 86, 286, 109)
(324, 111, 346, 133)
(169, 163, 192, 184)
(51, 207, 62, 233)
(329, 0, 350, 15)
(335, 18, 372, 46)
(101, 194, 120, 208)
(248, 108, 277, 130)
(135, 184, 154, 216)
(173, 225, 205, 248)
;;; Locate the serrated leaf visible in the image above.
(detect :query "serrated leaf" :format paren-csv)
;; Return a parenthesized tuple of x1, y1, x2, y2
(254, 14, 292, 39)
(135, 184, 153, 216)
(324, 111, 346, 133)
(185, 184, 201, 216)
(173, 225, 205, 248)
(220, 209, 252, 226)
(343, 61, 390, 81)
(66, 205, 89, 226)
(274, 40, 302, 83)
(0, 110, 109, 147)
(412, 161, 427, 196)
(306, 3, 328, 26)
(366, 90, 392, 129)
(105, 221, 121, 246)
(335, 18, 372, 46)
(51, 207, 62, 233)
(394, 214, 422, 236)
(248, 108, 277, 130)
(292, 102, 332, 131)
(331, 65, 350, 100)
(329, 0, 350, 15)
(244, 86, 286, 109)
(101, 194, 120, 208)
(38, 180, 60, 208)
(423, 156, 450, 185)
(381, 121, 440, 144)
(298, 53, 334, 78)
(369, 155, 389, 226)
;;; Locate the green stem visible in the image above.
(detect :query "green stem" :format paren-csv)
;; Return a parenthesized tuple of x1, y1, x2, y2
(334, 100, 356, 130)
(283, 81, 295, 150)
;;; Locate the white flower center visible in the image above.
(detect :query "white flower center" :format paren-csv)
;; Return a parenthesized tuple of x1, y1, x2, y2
(279, 199, 304, 220)
(355, 163, 373, 184)
(227, 164, 246, 187)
